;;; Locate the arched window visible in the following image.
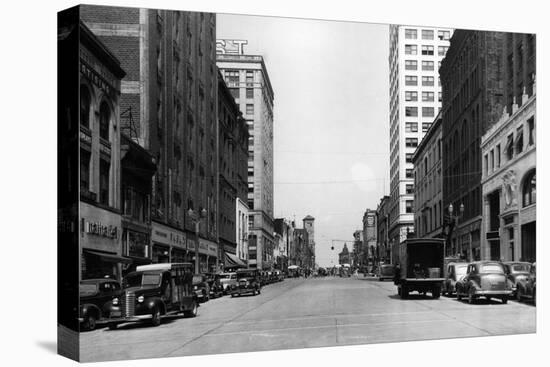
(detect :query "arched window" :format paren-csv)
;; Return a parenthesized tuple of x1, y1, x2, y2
(80, 85, 91, 128)
(523, 170, 536, 207)
(99, 101, 111, 141)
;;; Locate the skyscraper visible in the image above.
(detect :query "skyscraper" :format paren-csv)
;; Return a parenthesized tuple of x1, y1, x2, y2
(388, 25, 452, 261)
(217, 41, 275, 269)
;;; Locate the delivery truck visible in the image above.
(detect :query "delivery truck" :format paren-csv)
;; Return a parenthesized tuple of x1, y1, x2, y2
(395, 238, 445, 299)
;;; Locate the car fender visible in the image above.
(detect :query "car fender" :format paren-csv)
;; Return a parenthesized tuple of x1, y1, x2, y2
(145, 297, 166, 314)
(468, 280, 480, 291)
(81, 303, 101, 319)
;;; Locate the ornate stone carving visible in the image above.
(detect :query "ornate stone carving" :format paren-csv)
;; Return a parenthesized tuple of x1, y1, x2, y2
(502, 170, 517, 209)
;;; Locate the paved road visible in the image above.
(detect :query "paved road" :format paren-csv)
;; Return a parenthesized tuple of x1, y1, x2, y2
(80, 275, 536, 362)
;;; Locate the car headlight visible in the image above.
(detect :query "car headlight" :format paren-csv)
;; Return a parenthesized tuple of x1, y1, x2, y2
(194, 285, 198, 290)
(112, 298, 119, 306)
(137, 295, 144, 303)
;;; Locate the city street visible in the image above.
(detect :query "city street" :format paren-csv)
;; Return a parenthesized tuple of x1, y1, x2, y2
(80, 276, 536, 362)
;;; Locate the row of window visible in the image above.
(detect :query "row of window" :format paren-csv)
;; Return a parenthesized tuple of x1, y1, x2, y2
(405, 106, 436, 117)
(484, 117, 535, 177)
(405, 60, 441, 71)
(405, 122, 432, 133)
(405, 75, 437, 86)
(229, 87, 255, 100)
(405, 45, 449, 56)
(405, 91, 442, 102)
(405, 29, 451, 41)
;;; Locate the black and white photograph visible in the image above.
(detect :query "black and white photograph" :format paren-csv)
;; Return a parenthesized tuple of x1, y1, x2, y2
(3, 0, 547, 366)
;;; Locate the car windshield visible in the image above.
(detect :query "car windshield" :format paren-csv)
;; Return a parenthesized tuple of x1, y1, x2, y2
(218, 273, 233, 279)
(480, 264, 504, 274)
(455, 265, 468, 275)
(192, 275, 203, 283)
(80, 283, 98, 296)
(511, 264, 530, 273)
(124, 273, 161, 288)
(381, 266, 394, 275)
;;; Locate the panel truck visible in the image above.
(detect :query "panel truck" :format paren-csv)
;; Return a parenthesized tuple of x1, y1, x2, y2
(395, 238, 445, 299)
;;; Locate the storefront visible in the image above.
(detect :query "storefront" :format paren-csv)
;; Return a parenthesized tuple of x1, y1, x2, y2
(80, 203, 122, 281)
(121, 226, 151, 274)
(151, 221, 187, 264)
(187, 237, 218, 273)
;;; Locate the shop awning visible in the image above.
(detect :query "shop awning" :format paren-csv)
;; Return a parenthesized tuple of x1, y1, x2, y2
(83, 249, 132, 263)
(225, 253, 246, 268)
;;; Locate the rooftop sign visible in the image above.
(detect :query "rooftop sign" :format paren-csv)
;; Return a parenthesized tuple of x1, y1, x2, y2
(216, 39, 248, 55)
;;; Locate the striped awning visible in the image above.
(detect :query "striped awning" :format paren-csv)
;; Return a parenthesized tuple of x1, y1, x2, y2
(225, 253, 246, 268)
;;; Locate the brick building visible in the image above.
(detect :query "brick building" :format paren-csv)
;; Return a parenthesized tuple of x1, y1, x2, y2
(81, 6, 220, 272)
(439, 30, 505, 260)
(412, 112, 444, 240)
(218, 70, 249, 267)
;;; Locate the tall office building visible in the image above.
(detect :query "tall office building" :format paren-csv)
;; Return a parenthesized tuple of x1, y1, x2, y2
(388, 25, 452, 261)
(217, 41, 275, 269)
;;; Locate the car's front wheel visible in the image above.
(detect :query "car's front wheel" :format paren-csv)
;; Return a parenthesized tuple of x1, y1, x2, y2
(151, 307, 161, 327)
(108, 323, 117, 330)
(502, 297, 508, 304)
(83, 314, 96, 331)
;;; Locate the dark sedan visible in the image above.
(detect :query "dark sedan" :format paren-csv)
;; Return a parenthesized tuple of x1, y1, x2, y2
(456, 261, 512, 304)
(516, 262, 536, 305)
(503, 261, 531, 297)
(79, 278, 122, 331)
(192, 274, 210, 302)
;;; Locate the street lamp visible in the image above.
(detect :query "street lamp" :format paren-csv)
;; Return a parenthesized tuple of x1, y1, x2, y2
(447, 203, 464, 258)
(188, 208, 207, 274)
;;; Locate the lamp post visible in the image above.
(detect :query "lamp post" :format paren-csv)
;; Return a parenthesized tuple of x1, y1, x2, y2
(188, 208, 207, 274)
(447, 203, 464, 258)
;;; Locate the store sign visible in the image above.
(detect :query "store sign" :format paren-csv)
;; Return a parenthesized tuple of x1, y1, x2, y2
(84, 220, 118, 239)
(216, 39, 248, 55)
(152, 223, 187, 249)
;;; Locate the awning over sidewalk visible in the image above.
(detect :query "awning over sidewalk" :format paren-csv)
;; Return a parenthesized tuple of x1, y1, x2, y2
(225, 253, 246, 268)
(83, 249, 132, 263)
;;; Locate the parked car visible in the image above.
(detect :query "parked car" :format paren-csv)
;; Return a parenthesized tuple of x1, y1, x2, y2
(442, 262, 468, 297)
(192, 274, 210, 302)
(107, 263, 198, 329)
(516, 262, 536, 305)
(455, 261, 512, 304)
(204, 273, 224, 298)
(218, 272, 237, 294)
(503, 261, 531, 297)
(231, 269, 261, 297)
(259, 271, 270, 286)
(79, 278, 122, 331)
(377, 264, 395, 281)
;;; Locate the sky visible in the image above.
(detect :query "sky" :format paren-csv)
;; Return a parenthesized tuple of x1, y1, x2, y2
(218, 14, 390, 267)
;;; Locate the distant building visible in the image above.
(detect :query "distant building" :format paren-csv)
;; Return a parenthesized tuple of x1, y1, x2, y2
(338, 244, 351, 265)
(412, 112, 443, 240)
(217, 45, 275, 270)
(218, 70, 249, 268)
(302, 215, 315, 268)
(440, 30, 505, 260)
(274, 218, 292, 270)
(352, 230, 363, 267)
(481, 33, 536, 263)
(362, 209, 377, 266)
(376, 196, 391, 263)
(388, 25, 452, 256)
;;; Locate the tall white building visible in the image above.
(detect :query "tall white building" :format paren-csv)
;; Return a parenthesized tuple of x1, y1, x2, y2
(388, 25, 452, 260)
(217, 41, 275, 270)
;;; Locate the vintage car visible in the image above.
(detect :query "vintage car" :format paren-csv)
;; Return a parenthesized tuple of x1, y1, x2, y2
(107, 263, 198, 329)
(516, 262, 536, 305)
(192, 274, 211, 302)
(204, 273, 224, 298)
(218, 272, 237, 294)
(503, 261, 531, 297)
(259, 271, 270, 286)
(231, 269, 261, 297)
(377, 264, 395, 281)
(455, 261, 512, 304)
(79, 278, 122, 331)
(442, 262, 468, 297)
